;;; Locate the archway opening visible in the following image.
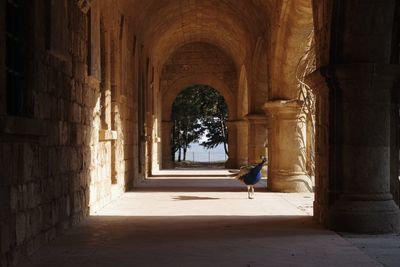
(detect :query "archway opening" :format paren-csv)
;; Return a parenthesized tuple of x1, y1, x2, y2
(171, 84, 229, 169)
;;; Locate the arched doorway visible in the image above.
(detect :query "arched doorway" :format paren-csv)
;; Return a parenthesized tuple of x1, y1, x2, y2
(170, 85, 229, 169)
(157, 42, 240, 170)
(161, 81, 237, 169)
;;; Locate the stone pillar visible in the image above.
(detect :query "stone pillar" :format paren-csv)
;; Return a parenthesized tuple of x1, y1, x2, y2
(145, 112, 153, 177)
(263, 100, 312, 192)
(305, 71, 330, 225)
(235, 120, 249, 167)
(225, 120, 238, 168)
(316, 64, 400, 233)
(245, 114, 268, 164)
(0, 0, 5, 116)
(393, 88, 400, 206)
(161, 120, 174, 169)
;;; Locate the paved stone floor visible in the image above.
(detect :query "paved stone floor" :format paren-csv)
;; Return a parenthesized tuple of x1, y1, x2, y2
(17, 170, 400, 266)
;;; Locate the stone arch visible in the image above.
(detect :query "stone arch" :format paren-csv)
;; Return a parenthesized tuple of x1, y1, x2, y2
(157, 41, 239, 169)
(269, 0, 314, 100)
(162, 75, 236, 122)
(235, 66, 250, 166)
(245, 39, 270, 165)
(160, 75, 237, 169)
(250, 37, 270, 113)
(262, 0, 315, 194)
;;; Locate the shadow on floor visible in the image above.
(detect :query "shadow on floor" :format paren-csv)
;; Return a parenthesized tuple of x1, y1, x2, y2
(172, 195, 220, 200)
(151, 169, 239, 178)
(135, 178, 267, 192)
(16, 215, 383, 267)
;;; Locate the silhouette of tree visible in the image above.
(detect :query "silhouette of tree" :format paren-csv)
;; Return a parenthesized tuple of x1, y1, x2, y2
(171, 85, 228, 161)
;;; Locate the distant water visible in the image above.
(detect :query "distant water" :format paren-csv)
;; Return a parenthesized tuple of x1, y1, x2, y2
(175, 143, 227, 162)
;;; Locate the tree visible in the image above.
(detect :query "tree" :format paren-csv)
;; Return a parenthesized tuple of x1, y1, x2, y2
(171, 86, 205, 161)
(198, 88, 228, 155)
(171, 85, 228, 162)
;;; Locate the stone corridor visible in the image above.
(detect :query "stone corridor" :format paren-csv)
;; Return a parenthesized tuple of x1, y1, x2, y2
(1, 0, 400, 266)
(16, 172, 400, 267)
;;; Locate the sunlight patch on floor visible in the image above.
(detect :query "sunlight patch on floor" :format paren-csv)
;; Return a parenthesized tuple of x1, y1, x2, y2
(92, 191, 313, 217)
(152, 169, 239, 176)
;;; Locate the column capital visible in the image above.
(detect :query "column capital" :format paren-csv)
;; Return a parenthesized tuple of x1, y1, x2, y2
(306, 64, 400, 94)
(262, 100, 303, 116)
(245, 113, 268, 124)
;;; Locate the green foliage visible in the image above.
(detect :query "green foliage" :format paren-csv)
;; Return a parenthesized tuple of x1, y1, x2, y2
(171, 85, 228, 161)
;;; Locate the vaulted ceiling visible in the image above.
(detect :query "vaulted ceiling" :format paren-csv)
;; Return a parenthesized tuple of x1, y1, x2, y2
(121, 0, 273, 68)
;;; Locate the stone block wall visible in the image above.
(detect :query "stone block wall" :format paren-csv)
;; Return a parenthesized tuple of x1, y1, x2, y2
(160, 42, 237, 101)
(0, 1, 145, 266)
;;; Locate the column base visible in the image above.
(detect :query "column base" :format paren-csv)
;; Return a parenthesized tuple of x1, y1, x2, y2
(329, 197, 400, 233)
(162, 161, 175, 169)
(225, 158, 238, 169)
(314, 201, 330, 227)
(268, 172, 313, 192)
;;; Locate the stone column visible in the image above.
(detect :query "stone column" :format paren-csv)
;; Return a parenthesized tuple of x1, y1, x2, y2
(235, 120, 249, 167)
(393, 88, 400, 205)
(317, 64, 400, 233)
(245, 114, 268, 164)
(263, 100, 312, 192)
(305, 71, 330, 225)
(161, 120, 174, 169)
(225, 120, 238, 169)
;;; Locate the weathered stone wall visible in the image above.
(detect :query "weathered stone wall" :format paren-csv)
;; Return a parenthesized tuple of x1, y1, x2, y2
(0, 1, 145, 266)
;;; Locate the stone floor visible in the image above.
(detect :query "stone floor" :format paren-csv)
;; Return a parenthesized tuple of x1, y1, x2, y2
(17, 170, 400, 267)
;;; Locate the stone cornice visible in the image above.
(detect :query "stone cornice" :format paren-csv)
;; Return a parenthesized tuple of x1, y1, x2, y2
(307, 64, 400, 82)
(306, 64, 400, 96)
